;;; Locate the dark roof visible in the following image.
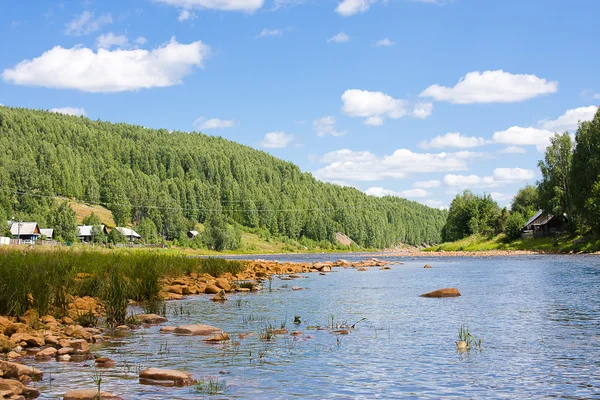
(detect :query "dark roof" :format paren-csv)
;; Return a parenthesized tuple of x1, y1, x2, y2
(524, 210, 544, 228)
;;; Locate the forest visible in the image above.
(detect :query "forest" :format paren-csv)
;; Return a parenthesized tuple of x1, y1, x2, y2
(0, 106, 447, 250)
(441, 106, 600, 243)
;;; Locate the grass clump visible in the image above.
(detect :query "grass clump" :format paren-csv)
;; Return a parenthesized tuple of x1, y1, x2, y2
(194, 377, 227, 395)
(456, 325, 482, 350)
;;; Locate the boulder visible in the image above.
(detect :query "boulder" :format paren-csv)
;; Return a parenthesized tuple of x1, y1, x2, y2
(332, 329, 350, 335)
(292, 286, 302, 291)
(0, 361, 42, 381)
(63, 389, 123, 400)
(313, 262, 332, 271)
(424, 264, 432, 269)
(34, 347, 57, 360)
(19, 310, 39, 326)
(202, 333, 230, 343)
(210, 290, 227, 302)
(204, 285, 221, 294)
(138, 368, 196, 387)
(57, 354, 71, 362)
(58, 347, 74, 355)
(0, 335, 15, 352)
(172, 324, 222, 336)
(159, 326, 177, 334)
(215, 278, 231, 292)
(9, 334, 44, 348)
(236, 288, 250, 293)
(420, 288, 461, 298)
(95, 358, 116, 368)
(6, 351, 21, 360)
(167, 285, 184, 295)
(0, 378, 40, 399)
(357, 267, 368, 272)
(67, 339, 89, 353)
(40, 315, 58, 325)
(379, 266, 391, 270)
(4, 324, 27, 337)
(0, 317, 13, 335)
(134, 314, 168, 324)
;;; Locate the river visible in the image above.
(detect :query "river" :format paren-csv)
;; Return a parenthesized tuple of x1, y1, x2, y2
(31, 254, 600, 399)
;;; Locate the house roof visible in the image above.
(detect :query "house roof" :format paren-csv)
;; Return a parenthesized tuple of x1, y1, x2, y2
(116, 227, 141, 238)
(40, 228, 54, 238)
(10, 222, 40, 236)
(78, 225, 106, 237)
(524, 210, 544, 228)
(188, 230, 199, 237)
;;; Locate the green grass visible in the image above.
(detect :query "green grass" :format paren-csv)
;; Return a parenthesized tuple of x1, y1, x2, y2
(424, 233, 600, 253)
(194, 378, 227, 395)
(0, 247, 245, 320)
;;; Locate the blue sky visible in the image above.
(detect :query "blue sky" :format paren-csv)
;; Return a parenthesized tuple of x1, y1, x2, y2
(1, 0, 599, 209)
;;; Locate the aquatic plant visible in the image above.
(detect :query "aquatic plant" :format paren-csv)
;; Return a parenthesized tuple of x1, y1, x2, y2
(141, 300, 167, 317)
(194, 377, 227, 395)
(456, 326, 482, 350)
(88, 368, 103, 397)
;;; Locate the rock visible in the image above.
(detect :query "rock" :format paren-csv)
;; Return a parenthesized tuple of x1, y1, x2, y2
(172, 324, 222, 336)
(424, 264, 432, 269)
(40, 315, 57, 325)
(115, 325, 128, 331)
(167, 285, 184, 295)
(44, 335, 59, 346)
(320, 266, 331, 272)
(134, 314, 168, 324)
(236, 288, 250, 292)
(290, 331, 303, 336)
(95, 358, 116, 368)
(456, 341, 468, 350)
(34, 347, 57, 360)
(4, 324, 27, 337)
(269, 328, 288, 335)
(57, 354, 71, 362)
(0, 378, 40, 399)
(204, 285, 221, 294)
(203, 333, 230, 343)
(57, 347, 74, 355)
(159, 326, 176, 334)
(210, 290, 227, 302)
(420, 288, 461, 298)
(6, 351, 21, 360)
(138, 368, 196, 387)
(0, 361, 43, 381)
(313, 262, 332, 272)
(215, 278, 231, 292)
(332, 329, 350, 335)
(357, 267, 368, 272)
(70, 328, 92, 341)
(0, 335, 15, 352)
(292, 286, 302, 291)
(63, 389, 123, 400)
(0, 317, 12, 333)
(8, 334, 44, 348)
(19, 310, 39, 326)
(67, 339, 89, 353)
(61, 317, 74, 325)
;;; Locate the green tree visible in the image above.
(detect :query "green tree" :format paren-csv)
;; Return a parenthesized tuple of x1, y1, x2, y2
(511, 185, 539, 219)
(504, 212, 526, 240)
(50, 202, 78, 242)
(82, 212, 102, 226)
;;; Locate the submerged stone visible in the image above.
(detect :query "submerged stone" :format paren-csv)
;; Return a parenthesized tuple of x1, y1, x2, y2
(420, 288, 461, 298)
(138, 368, 196, 387)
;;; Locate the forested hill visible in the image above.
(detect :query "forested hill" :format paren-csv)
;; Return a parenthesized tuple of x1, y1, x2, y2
(0, 107, 446, 247)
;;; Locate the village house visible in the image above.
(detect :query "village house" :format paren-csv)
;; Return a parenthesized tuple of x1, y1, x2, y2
(77, 225, 109, 242)
(9, 221, 41, 244)
(521, 210, 567, 239)
(187, 230, 199, 239)
(116, 227, 141, 242)
(40, 228, 54, 240)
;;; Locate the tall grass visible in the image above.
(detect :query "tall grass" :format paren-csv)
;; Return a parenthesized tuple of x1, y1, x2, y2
(0, 248, 245, 322)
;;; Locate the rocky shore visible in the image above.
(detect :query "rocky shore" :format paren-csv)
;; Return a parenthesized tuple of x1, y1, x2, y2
(0, 257, 391, 399)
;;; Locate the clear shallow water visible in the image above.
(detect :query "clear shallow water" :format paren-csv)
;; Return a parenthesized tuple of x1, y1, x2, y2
(30, 255, 600, 399)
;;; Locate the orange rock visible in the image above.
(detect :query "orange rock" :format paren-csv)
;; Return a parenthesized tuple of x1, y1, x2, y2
(420, 288, 461, 298)
(139, 368, 196, 387)
(172, 324, 222, 336)
(203, 332, 230, 342)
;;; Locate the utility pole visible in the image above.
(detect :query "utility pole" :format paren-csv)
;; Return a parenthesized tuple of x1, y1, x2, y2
(17, 217, 22, 245)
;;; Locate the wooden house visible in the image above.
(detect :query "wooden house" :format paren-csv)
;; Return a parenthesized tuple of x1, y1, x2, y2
(521, 210, 566, 239)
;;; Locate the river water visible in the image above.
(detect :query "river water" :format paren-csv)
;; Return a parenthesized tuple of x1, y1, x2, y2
(30, 254, 600, 399)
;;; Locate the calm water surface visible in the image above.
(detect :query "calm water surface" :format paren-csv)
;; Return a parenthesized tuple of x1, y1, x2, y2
(32, 254, 600, 399)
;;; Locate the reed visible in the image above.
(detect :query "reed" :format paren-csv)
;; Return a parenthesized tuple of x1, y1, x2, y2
(194, 377, 227, 395)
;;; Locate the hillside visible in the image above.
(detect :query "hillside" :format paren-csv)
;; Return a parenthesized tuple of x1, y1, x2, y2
(0, 106, 447, 248)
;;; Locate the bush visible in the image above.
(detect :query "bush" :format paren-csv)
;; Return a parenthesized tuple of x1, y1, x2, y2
(504, 213, 527, 241)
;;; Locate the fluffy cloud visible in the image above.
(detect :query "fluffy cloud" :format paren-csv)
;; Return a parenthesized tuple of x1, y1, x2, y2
(193, 117, 234, 130)
(492, 126, 554, 152)
(443, 167, 535, 188)
(423, 199, 446, 209)
(341, 89, 408, 125)
(272, 0, 306, 10)
(49, 107, 86, 116)
(261, 131, 295, 148)
(412, 102, 433, 119)
(315, 148, 478, 182)
(413, 180, 441, 188)
(313, 116, 347, 137)
(65, 11, 112, 36)
(365, 187, 429, 198)
(178, 9, 197, 21)
(538, 105, 597, 132)
(420, 70, 558, 104)
(327, 32, 350, 43)
(499, 146, 526, 154)
(374, 38, 395, 47)
(96, 32, 129, 49)
(335, 0, 376, 16)
(154, 0, 264, 12)
(419, 132, 485, 149)
(2, 38, 209, 93)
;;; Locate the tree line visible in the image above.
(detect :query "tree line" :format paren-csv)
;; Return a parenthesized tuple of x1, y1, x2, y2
(0, 107, 447, 250)
(442, 106, 600, 242)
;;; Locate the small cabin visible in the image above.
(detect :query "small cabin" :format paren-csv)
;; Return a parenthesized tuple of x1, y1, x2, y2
(40, 228, 54, 240)
(78, 225, 108, 242)
(116, 227, 141, 242)
(9, 222, 41, 244)
(521, 210, 566, 239)
(187, 230, 199, 239)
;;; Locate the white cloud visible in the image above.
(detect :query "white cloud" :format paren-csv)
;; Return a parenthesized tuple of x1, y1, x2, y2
(65, 11, 112, 36)
(272, 0, 306, 10)
(420, 70, 558, 104)
(423, 199, 446, 210)
(412, 102, 433, 119)
(419, 132, 485, 149)
(178, 9, 197, 21)
(499, 146, 526, 154)
(261, 131, 295, 148)
(135, 36, 148, 45)
(49, 107, 86, 116)
(492, 126, 554, 152)
(315, 148, 478, 182)
(327, 32, 350, 43)
(193, 117, 234, 130)
(539, 105, 597, 132)
(490, 192, 509, 202)
(335, 0, 376, 16)
(313, 116, 347, 137)
(443, 167, 535, 188)
(374, 38, 395, 47)
(2, 38, 209, 93)
(414, 180, 440, 188)
(365, 187, 429, 198)
(341, 89, 408, 125)
(257, 28, 285, 38)
(154, 0, 264, 12)
(96, 32, 128, 49)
